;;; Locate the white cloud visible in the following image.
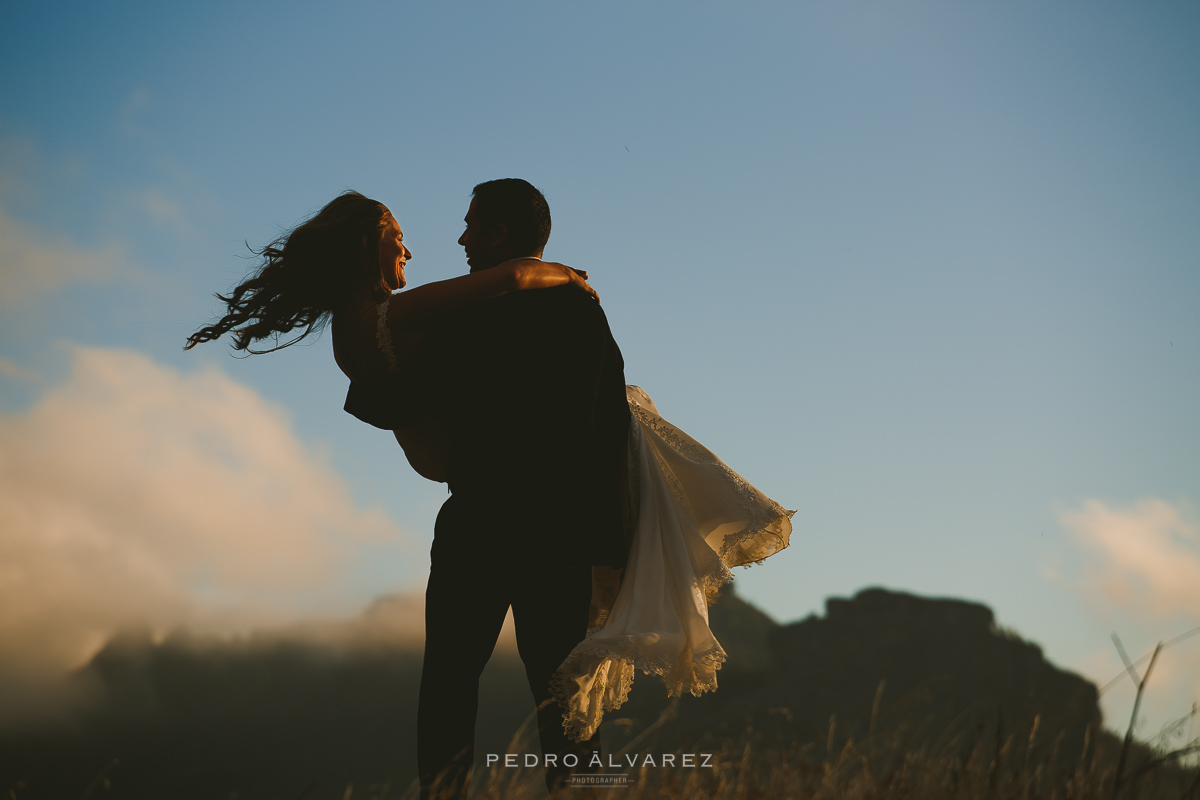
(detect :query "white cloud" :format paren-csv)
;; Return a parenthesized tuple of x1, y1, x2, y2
(0, 356, 40, 382)
(0, 124, 197, 308)
(1060, 498, 1200, 622)
(131, 186, 190, 232)
(0, 345, 409, 684)
(0, 205, 134, 306)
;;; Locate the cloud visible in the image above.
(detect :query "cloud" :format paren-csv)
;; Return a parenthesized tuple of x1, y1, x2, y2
(0, 125, 196, 308)
(0, 136, 39, 199)
(0, 356, 40, 382)
(1060, 498, 1200, 623)
(0, 345, 409, 686)
(1057, 498, 1200, 739)
(0, 204, 135, 306)
(118, 87, 152, 139)
(130, 186, 190, 232)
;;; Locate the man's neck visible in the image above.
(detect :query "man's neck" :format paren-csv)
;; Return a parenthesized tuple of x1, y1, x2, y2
(472, 252, 544, 272)
(500, 255, 542, 265)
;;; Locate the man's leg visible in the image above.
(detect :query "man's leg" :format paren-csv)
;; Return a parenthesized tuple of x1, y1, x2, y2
(511, 562, 603, 792)
(418, 551, 511, 799)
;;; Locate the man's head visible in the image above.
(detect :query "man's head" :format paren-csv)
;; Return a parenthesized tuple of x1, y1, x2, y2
(457, 178, 551, 272)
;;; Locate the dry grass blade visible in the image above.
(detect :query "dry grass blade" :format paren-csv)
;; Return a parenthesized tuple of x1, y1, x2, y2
(1113, 641, 1163, 800)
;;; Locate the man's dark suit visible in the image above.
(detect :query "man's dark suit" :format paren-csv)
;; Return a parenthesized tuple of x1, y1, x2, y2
(427, 285, 629, 565)
(349, 284, 629, 796)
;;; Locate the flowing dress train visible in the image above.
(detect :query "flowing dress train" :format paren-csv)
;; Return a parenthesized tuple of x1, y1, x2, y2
(550, 385, 794, 742)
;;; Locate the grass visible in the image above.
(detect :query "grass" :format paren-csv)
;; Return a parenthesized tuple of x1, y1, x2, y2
(430, 638, 1200, 800)
(9, 622, 1196, 799)
(390, 688, 1200, 800)
(428, 719, 1199, 800)
(25, 714, 1198, 800)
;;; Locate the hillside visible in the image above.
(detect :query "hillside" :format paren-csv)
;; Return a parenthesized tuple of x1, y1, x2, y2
(1, 587, 1188, 798)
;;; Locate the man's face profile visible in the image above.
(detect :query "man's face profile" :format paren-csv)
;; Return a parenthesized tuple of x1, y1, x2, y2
(458, 198, 504, 272)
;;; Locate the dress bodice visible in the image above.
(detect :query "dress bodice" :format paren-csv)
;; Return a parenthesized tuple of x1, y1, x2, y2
(374, 300, 399, 371)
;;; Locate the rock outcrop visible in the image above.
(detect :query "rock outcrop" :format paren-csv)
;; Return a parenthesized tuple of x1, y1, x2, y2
(614, 586, 1101, 767)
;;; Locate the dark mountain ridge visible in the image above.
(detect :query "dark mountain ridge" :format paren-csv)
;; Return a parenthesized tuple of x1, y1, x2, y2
(614, 586, 1099, 764)
(0, 587, 1142, 798)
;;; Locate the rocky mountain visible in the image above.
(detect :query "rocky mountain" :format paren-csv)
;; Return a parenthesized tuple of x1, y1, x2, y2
(610, 586, 1100, 768)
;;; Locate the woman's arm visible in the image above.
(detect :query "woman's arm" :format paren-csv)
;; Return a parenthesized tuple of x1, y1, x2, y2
(385, 259, 597, 331)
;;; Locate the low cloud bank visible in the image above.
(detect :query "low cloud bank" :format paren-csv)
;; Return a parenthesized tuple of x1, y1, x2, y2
(0, 346, 413, 721)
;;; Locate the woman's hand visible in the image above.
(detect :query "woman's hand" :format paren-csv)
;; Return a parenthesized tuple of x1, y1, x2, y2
(510, 259, 600, 302)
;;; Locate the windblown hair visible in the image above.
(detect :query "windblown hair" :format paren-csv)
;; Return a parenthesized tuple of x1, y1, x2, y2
(185, 191, 392, 353)
(471, 178, 551, 257)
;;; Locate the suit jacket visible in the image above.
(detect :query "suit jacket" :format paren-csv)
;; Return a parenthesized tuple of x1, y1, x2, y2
(345, 285, 630, 567)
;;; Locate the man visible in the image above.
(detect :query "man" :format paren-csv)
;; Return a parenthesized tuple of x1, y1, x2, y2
(414, 179, 630, 797)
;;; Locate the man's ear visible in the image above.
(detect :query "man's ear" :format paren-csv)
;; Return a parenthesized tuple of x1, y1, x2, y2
(488, 223, 508, 249)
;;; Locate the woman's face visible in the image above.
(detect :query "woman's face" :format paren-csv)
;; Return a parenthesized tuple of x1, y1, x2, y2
(378, 214, 411, 291)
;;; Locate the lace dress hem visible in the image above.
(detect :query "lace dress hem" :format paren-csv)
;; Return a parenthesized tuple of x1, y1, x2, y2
(550, 385, 794, 742)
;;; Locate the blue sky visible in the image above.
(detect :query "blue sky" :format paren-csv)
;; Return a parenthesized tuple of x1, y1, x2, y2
(1, 1, 1198, 736)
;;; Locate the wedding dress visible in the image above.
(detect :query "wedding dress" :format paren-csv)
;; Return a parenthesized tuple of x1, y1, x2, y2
(551, 385, 793, 742)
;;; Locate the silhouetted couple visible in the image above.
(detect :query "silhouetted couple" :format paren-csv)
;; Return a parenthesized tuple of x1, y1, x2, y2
(189, 178, 792, 799)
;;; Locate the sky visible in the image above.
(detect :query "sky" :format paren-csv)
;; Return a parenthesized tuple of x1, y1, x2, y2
(1, 1, 1198, 740)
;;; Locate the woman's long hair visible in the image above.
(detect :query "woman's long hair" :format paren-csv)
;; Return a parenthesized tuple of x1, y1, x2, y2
(186, 191, 392, 353)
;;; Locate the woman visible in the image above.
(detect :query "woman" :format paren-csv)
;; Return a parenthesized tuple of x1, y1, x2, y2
(186, 189, 794, 745)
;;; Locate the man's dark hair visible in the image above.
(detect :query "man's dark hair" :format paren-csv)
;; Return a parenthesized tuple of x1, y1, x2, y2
(471, 178, 551, 257)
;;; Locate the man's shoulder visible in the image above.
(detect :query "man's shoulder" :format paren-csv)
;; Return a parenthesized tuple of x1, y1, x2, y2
(503, 286, 609, 326)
